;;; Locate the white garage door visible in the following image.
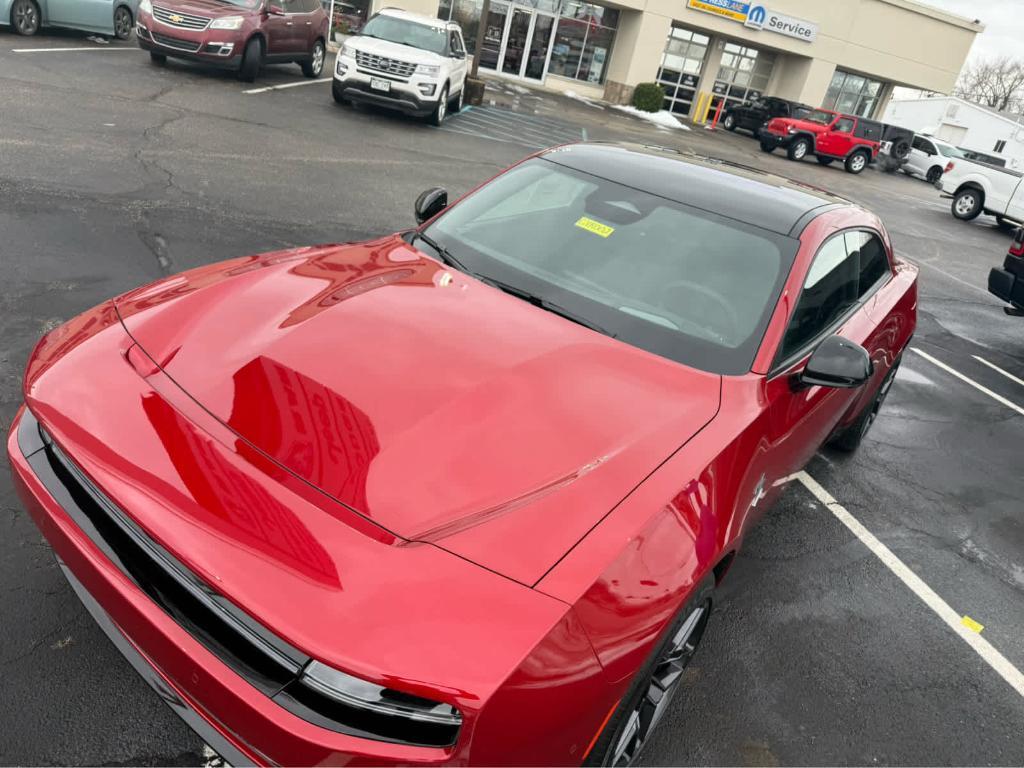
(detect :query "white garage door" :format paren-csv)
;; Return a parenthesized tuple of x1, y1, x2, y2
(935, 123, 968, 144)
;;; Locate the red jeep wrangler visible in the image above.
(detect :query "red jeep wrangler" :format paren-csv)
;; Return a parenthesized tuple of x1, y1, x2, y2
(759, 108, 882, 174)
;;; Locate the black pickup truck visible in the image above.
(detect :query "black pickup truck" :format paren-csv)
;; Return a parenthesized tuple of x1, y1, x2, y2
(988, 226, 1024, 316)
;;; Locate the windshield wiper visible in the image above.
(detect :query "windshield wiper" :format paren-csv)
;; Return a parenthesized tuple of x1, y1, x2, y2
(481, 277, 614, 338)
(409, 231, 470, 273)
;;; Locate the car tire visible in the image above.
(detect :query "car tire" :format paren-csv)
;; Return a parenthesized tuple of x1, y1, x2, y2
(583, 580, 713, 767)
(830, 356, 901, 452)
(925, 165, 943, 184)
(722, 113, 736, 131)
(952, 187, 984, 220)
(11, 0, 41, 35)
(844, 150, 870, 174)
(759, 139, 775, 153)
(428, 83, 448, 126)
(149, 51, 167, 66)
(816, 156, 834, 166)
(113, 5, 133, 39)
(301, 38, 325, 78)
(238, 37, 262, 83)
(331, 80, 348, 105)
(787, 137, 811, 162)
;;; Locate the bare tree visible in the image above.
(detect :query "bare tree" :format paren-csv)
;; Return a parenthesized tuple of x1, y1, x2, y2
(955, 56, 1024, 113)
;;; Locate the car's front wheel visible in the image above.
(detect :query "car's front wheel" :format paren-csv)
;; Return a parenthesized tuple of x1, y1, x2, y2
(301, 38, 325, 77)
(428, 84, 448, 126)
(787, 137, 810, 161)
(925, 165, 943, 184)
(11, 0, 41, 35)
(238, 37, 262, 82)
(845, 150, 870, 174)
(585, 582, 713, 767)
(113, 5, 133, 39)
(952, 187, 984, 220)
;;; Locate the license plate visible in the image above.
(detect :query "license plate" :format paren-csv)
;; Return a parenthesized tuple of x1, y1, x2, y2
(370, 77, 391, 92)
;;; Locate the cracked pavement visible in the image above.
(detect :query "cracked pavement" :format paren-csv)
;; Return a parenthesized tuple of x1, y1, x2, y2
(1, 28, 1023, 767)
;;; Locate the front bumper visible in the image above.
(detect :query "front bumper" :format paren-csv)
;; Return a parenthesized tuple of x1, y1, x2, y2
(136, 19, 241, 67)
(989, 253, 1024, 309)
(332, 55, 441, 116)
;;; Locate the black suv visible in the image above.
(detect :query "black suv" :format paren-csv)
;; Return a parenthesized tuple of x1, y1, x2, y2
(722, 97, 810, 136)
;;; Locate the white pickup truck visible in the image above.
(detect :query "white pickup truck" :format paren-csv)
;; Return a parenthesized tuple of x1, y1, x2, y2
(936, 155, 1024, 226)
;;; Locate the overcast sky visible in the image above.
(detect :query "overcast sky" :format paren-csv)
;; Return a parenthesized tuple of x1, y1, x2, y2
(916, 0, 1022, 62)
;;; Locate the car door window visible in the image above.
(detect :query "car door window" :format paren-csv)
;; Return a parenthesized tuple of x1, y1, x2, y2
(779, 234, 859, 361)
(845, 231, 890, 296)
(833, 117, 854, 133)
(449, 30, 464, 56)
(912, 136, 934, 155)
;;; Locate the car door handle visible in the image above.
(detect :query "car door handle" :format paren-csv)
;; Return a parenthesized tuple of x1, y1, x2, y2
(305, 20, 312, 24)
(285, 20, 294, 25)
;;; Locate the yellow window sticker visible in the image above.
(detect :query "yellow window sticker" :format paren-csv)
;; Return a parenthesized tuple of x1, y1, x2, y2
(575, 217, 615, 238)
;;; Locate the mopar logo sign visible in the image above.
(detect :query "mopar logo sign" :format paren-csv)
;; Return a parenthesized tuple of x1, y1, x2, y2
(744, 4, 766, 28)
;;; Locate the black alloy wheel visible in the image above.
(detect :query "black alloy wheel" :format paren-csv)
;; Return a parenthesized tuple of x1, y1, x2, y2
(114, 5, 133, 39)
(12, 0, 41, 35)
(586, 584, 713, 767)
(831, 356, 901, 451)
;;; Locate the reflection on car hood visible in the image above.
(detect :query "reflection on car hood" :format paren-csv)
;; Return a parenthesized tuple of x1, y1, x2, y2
(115, 238, 721, 584)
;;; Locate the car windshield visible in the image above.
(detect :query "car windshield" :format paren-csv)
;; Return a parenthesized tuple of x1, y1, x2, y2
(803, 109, 836, 125)
(359, 14, 447, 54)
(420, 158, 798, 375)
(937, 144, 965, 158)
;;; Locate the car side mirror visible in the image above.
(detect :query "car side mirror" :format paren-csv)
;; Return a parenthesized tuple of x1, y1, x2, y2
(453, 50, 466, 59)
(267, 4, 284, 14)
(414, 187, 447, 224)
(798, 335, 873, 389)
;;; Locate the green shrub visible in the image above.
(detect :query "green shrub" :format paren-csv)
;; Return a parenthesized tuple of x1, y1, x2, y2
(632, 82, 665, 113)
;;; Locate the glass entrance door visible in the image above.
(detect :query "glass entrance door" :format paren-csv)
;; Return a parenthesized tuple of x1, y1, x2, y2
(486, 4, 556, 81)
(477, 1, 510, 72)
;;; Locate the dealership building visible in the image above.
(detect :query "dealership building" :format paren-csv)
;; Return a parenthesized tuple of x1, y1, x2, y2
(345, 0, 982, 120)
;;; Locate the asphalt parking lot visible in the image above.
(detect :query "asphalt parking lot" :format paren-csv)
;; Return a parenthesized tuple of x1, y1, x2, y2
(2, 30, 1023, 767)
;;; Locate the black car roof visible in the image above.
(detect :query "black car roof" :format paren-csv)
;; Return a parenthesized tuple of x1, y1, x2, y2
(539, 143, 853, 236)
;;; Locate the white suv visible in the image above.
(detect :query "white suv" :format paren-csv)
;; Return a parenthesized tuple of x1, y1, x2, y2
(332, 9, 467, 125)
(903, 134, 964, 184)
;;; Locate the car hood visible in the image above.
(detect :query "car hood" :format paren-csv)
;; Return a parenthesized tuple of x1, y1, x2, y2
(348, 34, 444, 65)
(115, 238, 721, 585)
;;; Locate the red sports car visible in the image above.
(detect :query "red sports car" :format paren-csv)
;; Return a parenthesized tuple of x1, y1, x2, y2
(9, 144, 916, 766)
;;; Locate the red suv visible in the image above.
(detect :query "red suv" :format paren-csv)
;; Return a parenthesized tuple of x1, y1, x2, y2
(136, 0, 329, 82)
(759, 108, 882, 174)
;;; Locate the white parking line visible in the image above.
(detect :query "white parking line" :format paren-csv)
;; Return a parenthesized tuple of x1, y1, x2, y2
(972, 355, 1024, 388)
(243, 78, 331, 94)
(797, 471, 1024, 699)
(911, 347, 1024, 417)
(12, 46, 137, 53)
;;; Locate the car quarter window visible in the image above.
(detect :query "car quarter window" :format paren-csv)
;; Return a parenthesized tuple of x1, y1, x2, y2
(834, 117, 855, 133)
(778, 229, 887, 364)
(846, 230, 891, 296)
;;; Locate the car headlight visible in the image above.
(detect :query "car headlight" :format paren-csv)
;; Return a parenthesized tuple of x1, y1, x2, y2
(284, 660, 462, 746)
(139, 0, 152, 12)
(416, 63, 440, 76)
(787, 126, 797, 134)
(210, 15, 244, 29)
(340, 41, 356, 58)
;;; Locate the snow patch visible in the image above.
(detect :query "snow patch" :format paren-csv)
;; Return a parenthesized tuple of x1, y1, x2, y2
(563, 90, 605, 110)
(612, 105, 691, 131)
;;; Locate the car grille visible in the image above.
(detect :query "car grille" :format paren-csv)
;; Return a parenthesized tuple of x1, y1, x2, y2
(355, 51, 416, 79)
(152, 4, 210, 30)
(151, 31, 202, 52)
(18, 408, 459, 748)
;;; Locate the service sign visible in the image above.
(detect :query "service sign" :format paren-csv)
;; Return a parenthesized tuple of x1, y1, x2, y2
(686, 0, 750, 23)
(744, 4, 818, 42)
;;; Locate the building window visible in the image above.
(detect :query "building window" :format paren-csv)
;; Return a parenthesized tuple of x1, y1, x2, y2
(712, 42, 775, 111)
(548, 1, 619, 85)
(995, 139, 1007, 153)
(823, 69, 884, 117)
(657, 26, 710, 116)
